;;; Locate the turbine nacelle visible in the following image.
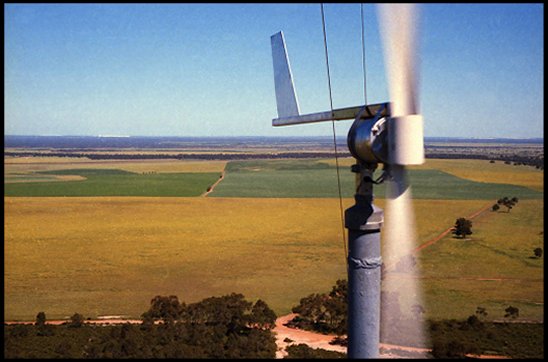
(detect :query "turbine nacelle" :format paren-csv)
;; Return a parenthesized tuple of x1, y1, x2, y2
(347, 108, 424, 166)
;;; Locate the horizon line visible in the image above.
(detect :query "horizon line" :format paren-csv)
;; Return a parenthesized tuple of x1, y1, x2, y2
(4, 134, 544, 141)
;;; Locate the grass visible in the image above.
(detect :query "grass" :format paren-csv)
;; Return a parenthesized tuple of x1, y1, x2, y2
(4, 169, 221, 197)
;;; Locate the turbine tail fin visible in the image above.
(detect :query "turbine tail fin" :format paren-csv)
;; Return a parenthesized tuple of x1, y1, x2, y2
(271, 31, 300, 119)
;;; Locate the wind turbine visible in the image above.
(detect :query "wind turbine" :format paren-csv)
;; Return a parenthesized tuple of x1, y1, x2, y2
(270, 4, 424, 358)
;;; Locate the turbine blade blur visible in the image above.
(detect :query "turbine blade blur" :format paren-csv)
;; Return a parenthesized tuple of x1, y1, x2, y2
(378, 2, 422, 268)
(378, 3, 420, 117)
(383, 165, 415, 268)
(378, 4, 428, 350)
(378, 2, 421, 271)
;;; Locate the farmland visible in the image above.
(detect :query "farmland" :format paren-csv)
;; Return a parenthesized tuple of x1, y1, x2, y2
(3, 140, 544, 326)
(5, 196, 496, 321)
(4, 169, 221, 197)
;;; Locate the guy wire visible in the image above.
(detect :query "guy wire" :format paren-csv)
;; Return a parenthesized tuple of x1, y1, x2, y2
(361, 3, 368, 104)
(320, 3, 348, 259)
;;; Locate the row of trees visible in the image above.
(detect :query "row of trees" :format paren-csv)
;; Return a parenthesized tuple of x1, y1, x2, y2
(141, 293, 277, 330)
(453, 196, 522, 240)
(5, 293, 278, 359)
(492, 196, 519, 212)
(4, 151, 349, 161)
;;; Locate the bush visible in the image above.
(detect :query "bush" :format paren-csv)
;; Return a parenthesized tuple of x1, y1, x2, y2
(504, 306, 519, 319)
(68, 313, 84, 328)
(35, 312, 46, 326)
(284, 344, 346, 359)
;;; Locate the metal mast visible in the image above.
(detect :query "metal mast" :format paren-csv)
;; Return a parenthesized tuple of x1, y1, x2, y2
(345, 162, 383, 358)
(270, 4, 423, 358)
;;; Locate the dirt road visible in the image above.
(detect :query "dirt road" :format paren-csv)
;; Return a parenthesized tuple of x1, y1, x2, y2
(272, 313, 512, 359)
(273, 313, 346, 358)
(413, 202, 493, 253)
(201, 171, 225, 197)
(273, 313, 433, 358)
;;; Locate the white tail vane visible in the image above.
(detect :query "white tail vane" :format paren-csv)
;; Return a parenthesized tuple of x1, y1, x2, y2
(271, 31, 300, 119)
(271, 32, 389, 127)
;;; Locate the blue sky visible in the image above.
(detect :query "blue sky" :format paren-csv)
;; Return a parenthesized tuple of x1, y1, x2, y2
(4, 3, 544, 138)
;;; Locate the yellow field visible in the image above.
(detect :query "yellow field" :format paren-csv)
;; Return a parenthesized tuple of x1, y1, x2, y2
(415, 159, 544, 192)
(321, 157, 544, 191)
(5, 196, 490, 321)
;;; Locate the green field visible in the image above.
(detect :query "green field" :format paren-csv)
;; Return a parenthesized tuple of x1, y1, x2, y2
(4, 169, 221, 197)
(211, 159, 542, 199)
(4, 159, 542, 200)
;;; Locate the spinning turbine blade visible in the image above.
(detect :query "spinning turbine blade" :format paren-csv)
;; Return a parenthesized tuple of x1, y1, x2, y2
(378, 3, 427, 349)
(378, 3, 422, 263)
(378, 3, 419, 117)
(378, 2, 421, 263)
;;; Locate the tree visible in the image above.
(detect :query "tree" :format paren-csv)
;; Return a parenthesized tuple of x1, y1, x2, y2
(183, 293, 252, 330)
(491, 204, 500, 212)
(453, 218, 473, 239)
(35, 311, 46, 327)
(466, 314, 479, 325)
(431, 338, 481, 359)
(68, 312, 84, 328)
(290, 279, 347, 335)
(475, 306, 488, 320)
(327, 279, 347, 335)
(291, 293, 327, 328)
(533, 247, 543, 258)
(431, 340, 467, 359)
(504, 306, 519, 319)
(285, 344, 346, 359)
(497, 196, 518, 212)
(35, 311, 54, 336)
(250, 299, 277, 329)
(142, 295, 184, 323)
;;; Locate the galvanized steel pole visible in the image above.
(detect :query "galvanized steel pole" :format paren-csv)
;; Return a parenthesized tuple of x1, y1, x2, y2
(345, 163, 383, 359)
